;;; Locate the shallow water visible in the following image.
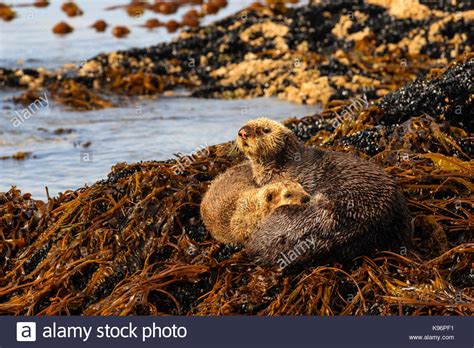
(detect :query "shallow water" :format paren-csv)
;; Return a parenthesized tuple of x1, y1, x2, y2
(1, 0, 259, 69)
(0, 92, 318, 198)
(0, 0, 318, 199)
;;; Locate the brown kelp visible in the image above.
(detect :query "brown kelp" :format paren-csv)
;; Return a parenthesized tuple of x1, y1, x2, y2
(1, 1, 472, 110)
(0, 55, 472, 315)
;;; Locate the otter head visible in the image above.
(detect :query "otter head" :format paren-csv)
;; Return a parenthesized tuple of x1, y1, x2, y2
(236, 118, 293, 161)
(260, 181, 311, 212)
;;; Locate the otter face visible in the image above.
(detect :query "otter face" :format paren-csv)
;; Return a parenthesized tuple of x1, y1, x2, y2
(236, 118, 292, 160)
(262, 181, 311, 211)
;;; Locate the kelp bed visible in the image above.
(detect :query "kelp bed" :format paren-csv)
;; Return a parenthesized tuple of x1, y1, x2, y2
(0, 1, 473, 315)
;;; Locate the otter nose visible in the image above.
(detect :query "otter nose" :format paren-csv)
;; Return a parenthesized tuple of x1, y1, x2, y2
(301, 196, 310, 204)
(238, 126, 251, 140)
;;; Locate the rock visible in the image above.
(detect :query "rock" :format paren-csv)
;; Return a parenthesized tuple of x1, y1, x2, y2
(202, 2, 219, 15)
(156, 2, 178, 15)
(34, 0, 49, 8)
(182, 9, 201, 28)
(61, 1, 83, 17)
(91, 20, 107, 32)
(112, 26, 130, 38)
(0, 3, 16, 21)
(52, 21, 74, 35)
(144, 18, 161, 29)
(165, 20, 180, 33)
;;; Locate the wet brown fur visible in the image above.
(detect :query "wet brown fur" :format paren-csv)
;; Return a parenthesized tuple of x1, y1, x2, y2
(237, 118, 412, 266)
(200, 161, 257, 244)
(229, 181, 311, 245)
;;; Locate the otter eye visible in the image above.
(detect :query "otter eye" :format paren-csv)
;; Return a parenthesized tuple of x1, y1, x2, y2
(263, 127, 271, 133)
(266, 193, 273, 202)
(284, 193, 292, 198)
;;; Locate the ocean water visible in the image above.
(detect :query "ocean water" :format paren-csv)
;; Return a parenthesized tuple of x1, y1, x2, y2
(0, 0, 318, 199)
(0, 0, 260, 68)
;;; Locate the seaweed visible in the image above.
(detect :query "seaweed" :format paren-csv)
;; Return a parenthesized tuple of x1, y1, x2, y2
(0, 0, 472, 316)
(0, 56, 472, 315)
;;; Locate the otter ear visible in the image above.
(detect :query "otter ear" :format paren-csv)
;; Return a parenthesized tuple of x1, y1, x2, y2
(266, 192, 274, 202)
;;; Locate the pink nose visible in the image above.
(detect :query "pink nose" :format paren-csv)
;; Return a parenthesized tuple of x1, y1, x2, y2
(239, 128, 248, 140)
(238, 126, 252, 140)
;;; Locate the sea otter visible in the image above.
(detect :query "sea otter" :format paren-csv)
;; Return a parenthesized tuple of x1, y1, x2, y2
(200, 161, 257, 244)
(236, 118, 412, 266)
(229, 181, 311, 245)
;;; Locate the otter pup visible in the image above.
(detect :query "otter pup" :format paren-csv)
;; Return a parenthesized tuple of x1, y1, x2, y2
(229, 181, 311, 245)
(200, 161, 257, 244)
(236, 118, 412, 266)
